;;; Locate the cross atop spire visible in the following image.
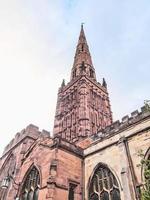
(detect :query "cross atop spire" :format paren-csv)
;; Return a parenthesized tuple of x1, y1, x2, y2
(71, 25, 96, 80)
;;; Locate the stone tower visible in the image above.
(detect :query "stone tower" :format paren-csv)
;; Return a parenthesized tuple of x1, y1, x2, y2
(53, 25, 112, 142)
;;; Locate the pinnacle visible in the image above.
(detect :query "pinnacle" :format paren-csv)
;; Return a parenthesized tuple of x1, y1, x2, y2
(102, 78, 107, 88)
(61, 79, 65, 87)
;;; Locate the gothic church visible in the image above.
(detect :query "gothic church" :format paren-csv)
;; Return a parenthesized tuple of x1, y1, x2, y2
(0, 26, 150, 200)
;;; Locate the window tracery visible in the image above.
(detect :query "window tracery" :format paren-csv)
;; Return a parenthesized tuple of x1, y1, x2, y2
(20, 166, 40, 200)
(89, 165, 121, 200)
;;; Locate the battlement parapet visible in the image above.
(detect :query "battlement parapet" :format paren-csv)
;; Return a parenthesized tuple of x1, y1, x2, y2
(42, 129, 50, 137)
(92, 105, 150, 141)
(2, 124, 50, 156)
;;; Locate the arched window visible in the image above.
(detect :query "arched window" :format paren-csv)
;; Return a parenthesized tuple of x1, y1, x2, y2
(89, 164, 121, 200)
(68, 183, 76, 200)
(20, 166, 40, 200)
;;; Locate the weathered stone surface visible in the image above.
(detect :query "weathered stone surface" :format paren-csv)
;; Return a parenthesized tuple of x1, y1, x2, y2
(53, 26, 112, 142)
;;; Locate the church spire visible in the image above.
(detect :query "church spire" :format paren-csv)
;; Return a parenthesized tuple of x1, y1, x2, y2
(71, 24, 96, 80)
(53, 25, 112, 142)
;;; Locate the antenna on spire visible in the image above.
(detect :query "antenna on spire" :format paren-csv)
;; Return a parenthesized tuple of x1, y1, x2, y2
(81, 22, 85, 28)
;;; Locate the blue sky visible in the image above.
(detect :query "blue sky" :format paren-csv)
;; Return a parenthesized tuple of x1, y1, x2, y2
(0, 0, 150, 155)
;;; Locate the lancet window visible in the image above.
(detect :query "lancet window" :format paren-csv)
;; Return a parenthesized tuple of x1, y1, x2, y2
(89, 164, 121, 200)
(20, 166, 40, 200)
(68, 183, 77, 200)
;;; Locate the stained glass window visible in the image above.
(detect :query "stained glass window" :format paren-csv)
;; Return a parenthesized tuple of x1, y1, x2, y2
(89, 165, 121, 200)
(20, 167, 40, 200)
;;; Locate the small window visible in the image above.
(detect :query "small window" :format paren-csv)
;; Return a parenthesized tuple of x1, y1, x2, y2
(68, 183, 77, 200)
(73, 69, 76, 78)
(80, 61, 86, 73)
(90, 69, 93, 78)
(81, 44, 84, 51)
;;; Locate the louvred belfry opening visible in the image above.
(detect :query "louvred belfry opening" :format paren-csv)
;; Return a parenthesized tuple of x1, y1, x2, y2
(53, 25, 112, 142)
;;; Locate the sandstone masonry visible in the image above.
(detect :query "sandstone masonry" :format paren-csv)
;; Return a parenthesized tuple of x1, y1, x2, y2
(0, 26, 149, 200)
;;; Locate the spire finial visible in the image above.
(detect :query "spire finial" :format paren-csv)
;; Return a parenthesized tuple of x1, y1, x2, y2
(81, 23, 85, 33)
(81, 22, 84, 29)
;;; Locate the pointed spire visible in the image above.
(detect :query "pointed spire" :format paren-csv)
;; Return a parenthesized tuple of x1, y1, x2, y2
(78, 23, 87, 45)
(61, 79, 65, 88)
(71, 24, 96, 80)
(102, 78, 107, 88)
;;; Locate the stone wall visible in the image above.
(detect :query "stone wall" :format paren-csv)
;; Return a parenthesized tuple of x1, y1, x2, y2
(1, 124, 50, 156)
(0, 124, 50, 200)
(17, 137, 83, 200)
(0, 130, 83, 200)
(84, 109, 150, 200)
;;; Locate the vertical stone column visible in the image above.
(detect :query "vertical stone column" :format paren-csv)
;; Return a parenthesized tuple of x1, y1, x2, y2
(74, 184, 82, 200)
(46, 159, 57, 200)
(78, 81, 88, 137)
(118, 136, 135, 200)
(46, 181, 56, 200)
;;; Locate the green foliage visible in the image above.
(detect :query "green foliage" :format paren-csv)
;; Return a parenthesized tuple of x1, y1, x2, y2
(144, 100, 150, 112)
(138, 150, 150, 200)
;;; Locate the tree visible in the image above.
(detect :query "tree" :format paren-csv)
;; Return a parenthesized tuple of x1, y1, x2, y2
(138, 101, 150, 200)
(144, 100, 150, 112)
(138, 151, 150, 200)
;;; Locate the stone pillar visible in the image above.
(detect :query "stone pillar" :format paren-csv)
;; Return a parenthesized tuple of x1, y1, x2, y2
(46, 183, 56, 200)
(118, 136, 135, 200)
